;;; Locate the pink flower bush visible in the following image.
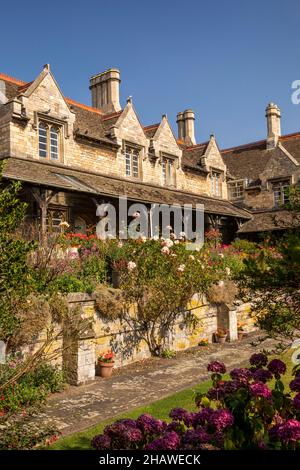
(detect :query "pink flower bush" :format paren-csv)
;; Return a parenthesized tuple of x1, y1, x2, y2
(91, 354, 300, 450)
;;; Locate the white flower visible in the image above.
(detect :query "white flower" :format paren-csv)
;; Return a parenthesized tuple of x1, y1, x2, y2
(170, 233, 176, 239)
(177, 264, 185, 272)
(170, 253, 177, 257)
(189, 255, 195, 261)
(118, 241, 123, 247)
(218, 280, 224, 287)
(153, 235, 159, 241)
(225, 267, 231, 276)
(179, 231, 186, 238)
(219, 253, 224, 258)
(162, 238, 174, 248)
(166, 225, 173, 230)
(127, 261, 137, 271)
(140, 235, 147, 243)
(161, 246, 170, 255)
(174, 240, 179, 245)
(59, 221, 70, 228)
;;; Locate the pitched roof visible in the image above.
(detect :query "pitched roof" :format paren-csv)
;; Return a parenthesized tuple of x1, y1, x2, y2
(238, 209, 300, 233)
(279, 133, 300, 164)
(181, 142, 209, 172)
(221, 133, 300, 180)
(143, 123, 160, 139)
(2, 157, 250, 219)
(222, 140, 274, 180)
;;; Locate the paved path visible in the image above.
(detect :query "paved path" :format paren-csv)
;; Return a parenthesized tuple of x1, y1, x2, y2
(38, 333, 278, 436)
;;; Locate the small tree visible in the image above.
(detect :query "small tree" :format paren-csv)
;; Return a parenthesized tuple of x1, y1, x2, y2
(237, 187, 300, 338)
(0, 162, 36, 343)
(101, 239, 222, 356)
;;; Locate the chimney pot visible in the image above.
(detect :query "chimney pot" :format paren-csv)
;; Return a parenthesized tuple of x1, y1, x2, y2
(183, 109, 196, 145)
(90, 68, 121, 113)
(266, 102, 281, 149)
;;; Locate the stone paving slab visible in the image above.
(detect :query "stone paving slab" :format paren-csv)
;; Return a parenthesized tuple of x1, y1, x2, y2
(36, 333, 279, 436)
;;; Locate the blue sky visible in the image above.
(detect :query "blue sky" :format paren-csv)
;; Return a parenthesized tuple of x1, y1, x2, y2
(1, 0, 300, 148)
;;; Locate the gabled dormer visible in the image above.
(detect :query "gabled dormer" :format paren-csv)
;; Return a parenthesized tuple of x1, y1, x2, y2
(7, 64, 76, 162)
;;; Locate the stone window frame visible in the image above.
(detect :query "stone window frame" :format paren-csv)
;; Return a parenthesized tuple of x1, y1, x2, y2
(35, 113, 65, 163)
(269, 177, 291, 207)
(209, 168, 223, 197)
(160, 153, 177, 187)
(228, 179, 245, 200)
(122, 141, 143, 180)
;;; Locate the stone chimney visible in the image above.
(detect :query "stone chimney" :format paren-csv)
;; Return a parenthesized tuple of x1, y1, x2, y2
(90, 68, 121, 113)
(266, 102, 281, 149)
(176, 109, 196, 145)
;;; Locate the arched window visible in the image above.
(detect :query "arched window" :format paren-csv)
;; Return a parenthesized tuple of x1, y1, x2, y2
(38, 122, 48, 157)
(50, 126, 59, 160)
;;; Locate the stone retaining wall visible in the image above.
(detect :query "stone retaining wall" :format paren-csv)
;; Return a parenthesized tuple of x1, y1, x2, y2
(65, 293, 256, 384)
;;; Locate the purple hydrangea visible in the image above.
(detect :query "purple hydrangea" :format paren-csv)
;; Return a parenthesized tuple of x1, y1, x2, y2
(125, 427, 143, 442)
(91, 434, 111, 450)
(289, 376, 300, 393)
(293, 393, 300, 410)
(192, 407, 214, 427)
(136, 413, 167, 435)
(230, 368, 252, 384)
(250, 382, 272, 399)
(252, 368, 273, 383)
(207, 379, 243, 400)
(208, 409, 234, 431)
(169, 408, 196, 427)
(249, 353, 268, 368)
(207, 361, 226, 374)
(145, 431, 180, 450)
(267, 359, 286, 377)
(269, 419, 300, 444)
(166, 421, 185, 433)
(182, 428, 210, 448)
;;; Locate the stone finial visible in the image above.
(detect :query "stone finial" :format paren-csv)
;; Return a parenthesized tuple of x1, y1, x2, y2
(127, 95, 132, 104)
(43, 64, 50, 71)
(266, 102, 281, 149)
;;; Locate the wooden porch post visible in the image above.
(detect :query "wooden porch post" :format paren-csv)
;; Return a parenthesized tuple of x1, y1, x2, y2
(30, 188, 58, 242)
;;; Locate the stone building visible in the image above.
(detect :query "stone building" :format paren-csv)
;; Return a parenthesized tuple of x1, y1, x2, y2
(0, 64, 298, 240)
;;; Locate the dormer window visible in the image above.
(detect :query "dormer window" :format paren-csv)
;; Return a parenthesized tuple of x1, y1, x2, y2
(210, 171, 222, 197)
(125, 145, 140, 178)
(272, 179, 290, 207)
(38, 121, 61, 160)
(228, 180, 244, 200)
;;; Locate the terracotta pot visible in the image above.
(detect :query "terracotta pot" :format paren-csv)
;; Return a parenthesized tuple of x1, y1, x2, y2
(216, 335, 227, 344)
(96, 362, 114, 378)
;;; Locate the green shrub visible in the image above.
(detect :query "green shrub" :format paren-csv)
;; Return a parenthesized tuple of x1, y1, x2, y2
(23, 363, 65, 394)
(0, 418, 59, 449)
(51, 274, 87, 293)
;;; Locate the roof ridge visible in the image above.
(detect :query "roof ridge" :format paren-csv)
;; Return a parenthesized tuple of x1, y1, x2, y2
(65, 97, 103, 115)
(101, 110, 123, 121)
(280, 131, 300, 141)
(144, 123, 160, 130)
(185, 141, 209, 151)
(0, 72, 26, 86)
(221, 138, 267, 154)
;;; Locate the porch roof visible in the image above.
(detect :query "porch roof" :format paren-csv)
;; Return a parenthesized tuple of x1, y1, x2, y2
(237, 209, 300, 233)
(2, 157, 251, 219)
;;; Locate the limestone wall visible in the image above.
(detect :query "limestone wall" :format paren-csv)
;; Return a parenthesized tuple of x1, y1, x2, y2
(65, 293, 257, 384)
